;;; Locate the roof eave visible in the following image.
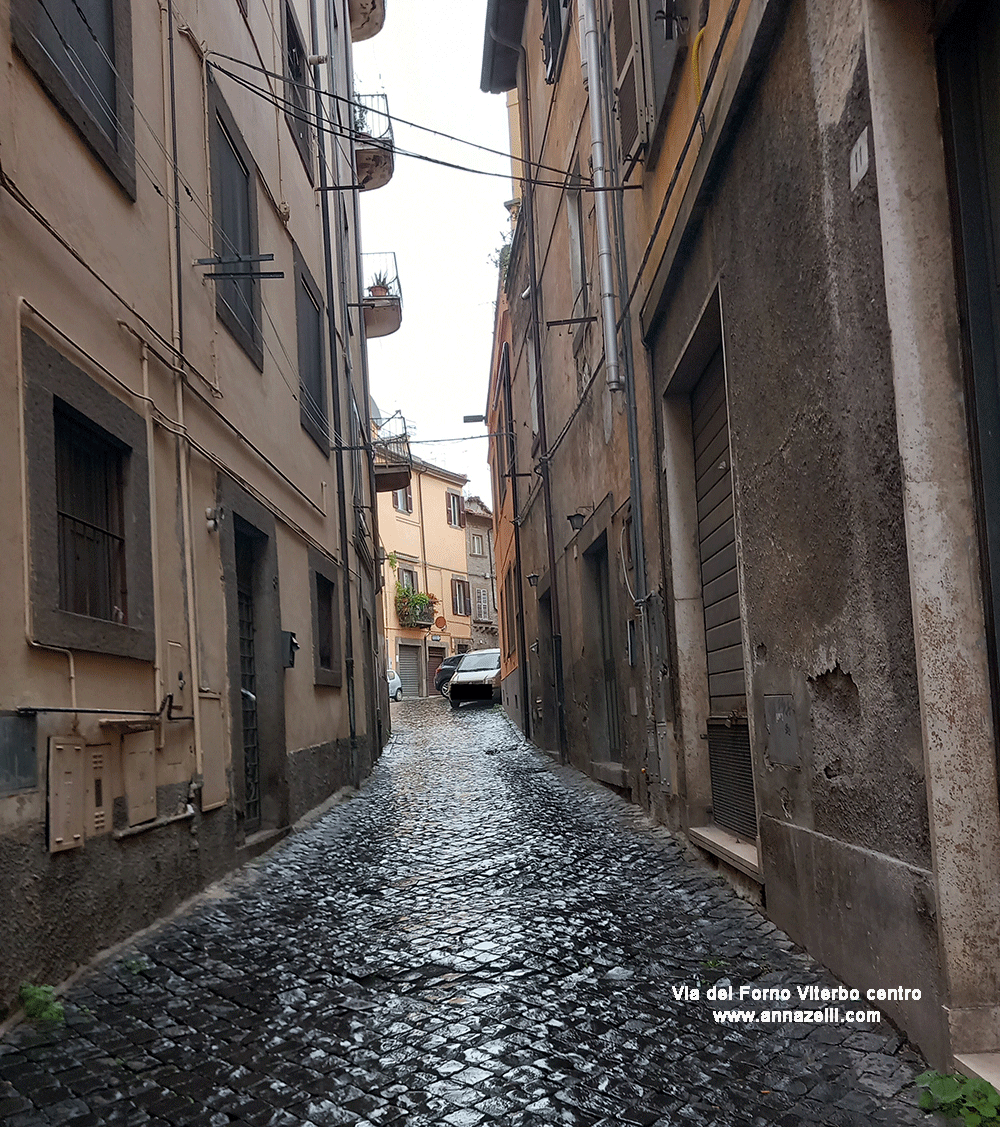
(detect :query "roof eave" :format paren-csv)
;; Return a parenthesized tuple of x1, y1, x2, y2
(480, 0, 528, 94)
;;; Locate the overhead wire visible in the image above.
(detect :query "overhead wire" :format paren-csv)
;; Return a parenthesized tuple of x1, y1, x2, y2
(208, 61, 572, 189)
(206, 48, 581, 184)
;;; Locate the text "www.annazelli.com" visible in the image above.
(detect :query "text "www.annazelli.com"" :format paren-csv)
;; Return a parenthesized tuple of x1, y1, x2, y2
(712, 1008, 882, 1025)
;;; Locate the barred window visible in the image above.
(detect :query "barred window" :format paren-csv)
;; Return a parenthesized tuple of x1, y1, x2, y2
(54, 405, 127, 623)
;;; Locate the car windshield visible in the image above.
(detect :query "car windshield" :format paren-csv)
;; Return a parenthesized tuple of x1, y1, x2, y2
(459, 652, 499, 672)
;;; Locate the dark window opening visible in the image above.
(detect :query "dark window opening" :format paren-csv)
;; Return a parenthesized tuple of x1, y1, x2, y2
(295, 247, 328, 449)
(284, 3, 312, 173)
(54, 404, 127, 623)
(209, 83, 262, 367)
(316, 573, 334, 670)
(542, 0, 568, 83)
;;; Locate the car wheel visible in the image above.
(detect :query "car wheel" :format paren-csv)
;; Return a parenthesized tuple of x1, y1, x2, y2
(394, 688, 403, 701)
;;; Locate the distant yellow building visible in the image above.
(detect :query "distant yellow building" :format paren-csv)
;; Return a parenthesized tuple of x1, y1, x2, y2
(378, 459, 472, 696)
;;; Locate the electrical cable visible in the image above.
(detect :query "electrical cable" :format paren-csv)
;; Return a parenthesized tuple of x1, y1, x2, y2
(208, 62, 571, 189)
(205, 48, 582, 184)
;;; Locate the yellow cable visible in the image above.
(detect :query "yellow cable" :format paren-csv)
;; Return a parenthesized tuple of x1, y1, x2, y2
(692, 25, 707, 106)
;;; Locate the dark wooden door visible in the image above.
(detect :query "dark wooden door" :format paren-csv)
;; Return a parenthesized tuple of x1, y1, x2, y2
(941, 0, 1000, 770)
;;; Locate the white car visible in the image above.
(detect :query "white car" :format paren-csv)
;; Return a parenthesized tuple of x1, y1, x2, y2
(386, 668, 403, 701)
(448, 649, 501, 709)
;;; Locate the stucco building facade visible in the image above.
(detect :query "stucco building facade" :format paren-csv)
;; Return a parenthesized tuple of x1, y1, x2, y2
(483, 0, 1000, 1072)
(378, 459, 473, 697)
(0, 0, 398, 1015)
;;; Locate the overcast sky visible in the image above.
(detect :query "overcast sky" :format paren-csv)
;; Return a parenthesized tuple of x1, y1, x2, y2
(353, 4, 513, 505)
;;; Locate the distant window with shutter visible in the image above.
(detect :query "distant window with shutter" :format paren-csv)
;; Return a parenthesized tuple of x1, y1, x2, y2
(475, 587, 490, 621)
(452, 578, 471, 616)
(471, 533, 484, 556)
(398, 567, 417, 591)
(612, 0, 647, 174)
(446, 492, 464, 527)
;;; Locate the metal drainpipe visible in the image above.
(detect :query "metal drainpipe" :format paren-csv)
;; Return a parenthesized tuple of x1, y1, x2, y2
(316, 0, 357, 771)
(580, 0, 623, 392)
(166, 3, 205, 775)
(597, 17, 662, 786)
(490, 23, 569, 760)
(503, 345, 532, 737)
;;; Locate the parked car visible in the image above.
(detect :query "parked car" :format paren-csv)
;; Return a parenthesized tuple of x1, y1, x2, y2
(434, 654, 466, 696)
(448, 649, 501, 709)
(386, 668, 402, 701)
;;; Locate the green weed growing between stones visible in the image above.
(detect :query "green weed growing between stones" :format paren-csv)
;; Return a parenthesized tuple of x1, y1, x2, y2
(18, 982, 64, 1026)
(915, 1070, 1000, 1126)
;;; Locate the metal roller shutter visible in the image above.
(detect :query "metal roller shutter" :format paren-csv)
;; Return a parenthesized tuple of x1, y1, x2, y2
(692, 351, 757, 840)
(397, 644, 421, 698)
(692, 349, 745, 716)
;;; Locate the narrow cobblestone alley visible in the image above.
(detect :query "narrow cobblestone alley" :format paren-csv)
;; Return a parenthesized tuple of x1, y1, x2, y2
(2, 701, 938, 1127)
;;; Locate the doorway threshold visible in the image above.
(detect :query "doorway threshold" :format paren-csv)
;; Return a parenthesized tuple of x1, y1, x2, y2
(689, 824, 761, 881)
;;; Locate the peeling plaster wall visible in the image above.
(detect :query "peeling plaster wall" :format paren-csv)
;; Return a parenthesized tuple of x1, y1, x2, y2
(649, 0, 940, 1058)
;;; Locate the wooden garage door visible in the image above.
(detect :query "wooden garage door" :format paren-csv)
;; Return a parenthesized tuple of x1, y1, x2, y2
(397, 644, 421, 697)
(692, 348, 745, 716)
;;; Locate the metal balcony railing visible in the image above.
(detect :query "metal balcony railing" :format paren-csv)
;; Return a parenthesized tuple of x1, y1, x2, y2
(353, 93, 394, 190)
(361, 251, 403, 338)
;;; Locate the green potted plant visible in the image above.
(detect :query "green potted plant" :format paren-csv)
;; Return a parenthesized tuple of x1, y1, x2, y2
(369, 270, 391, 297)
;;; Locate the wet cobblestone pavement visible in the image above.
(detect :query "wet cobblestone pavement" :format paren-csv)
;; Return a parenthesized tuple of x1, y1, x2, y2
(2, 699, 939, 1127)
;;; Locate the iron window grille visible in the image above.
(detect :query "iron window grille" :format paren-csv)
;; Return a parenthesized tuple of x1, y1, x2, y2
(54, 405, 127, 623)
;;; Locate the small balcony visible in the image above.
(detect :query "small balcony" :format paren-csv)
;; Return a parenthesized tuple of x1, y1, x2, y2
(354, 93, 394, 191)
(349, 0, 385, 41)
(362, 251, 402, 338)
(395, 587, 436, 629)
(373, 426, 411, 494)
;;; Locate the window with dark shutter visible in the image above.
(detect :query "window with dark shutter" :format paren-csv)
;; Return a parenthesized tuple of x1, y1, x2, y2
(210, 86, 262, 366)
(295, 246, 327, 450)
(12, 0, 136, 197)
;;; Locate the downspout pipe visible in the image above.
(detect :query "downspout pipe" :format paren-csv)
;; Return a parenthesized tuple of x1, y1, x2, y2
(581, 0, 623, 392)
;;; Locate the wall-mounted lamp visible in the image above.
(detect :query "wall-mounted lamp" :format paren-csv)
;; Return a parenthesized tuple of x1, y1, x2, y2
(526, 573, 539, 588)
(463, 414, 485, 424)
(567, 512, 586, 531)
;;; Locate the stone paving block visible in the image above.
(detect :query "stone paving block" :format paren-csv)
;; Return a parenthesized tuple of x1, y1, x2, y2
(0, 702, 952, 1126)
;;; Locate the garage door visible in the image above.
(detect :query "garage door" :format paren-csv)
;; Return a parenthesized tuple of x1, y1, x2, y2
(397, 644, 421, 697)
(427, 646, 446, 693)
(692, 349, 757, 840)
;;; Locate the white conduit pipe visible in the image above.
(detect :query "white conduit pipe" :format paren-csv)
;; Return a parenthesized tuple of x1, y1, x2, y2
(581, 0, 623, 392)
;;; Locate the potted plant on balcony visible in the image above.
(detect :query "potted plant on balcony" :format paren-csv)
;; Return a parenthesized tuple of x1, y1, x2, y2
(395, 584, 437, 628)
(369, 270, 391, 297)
